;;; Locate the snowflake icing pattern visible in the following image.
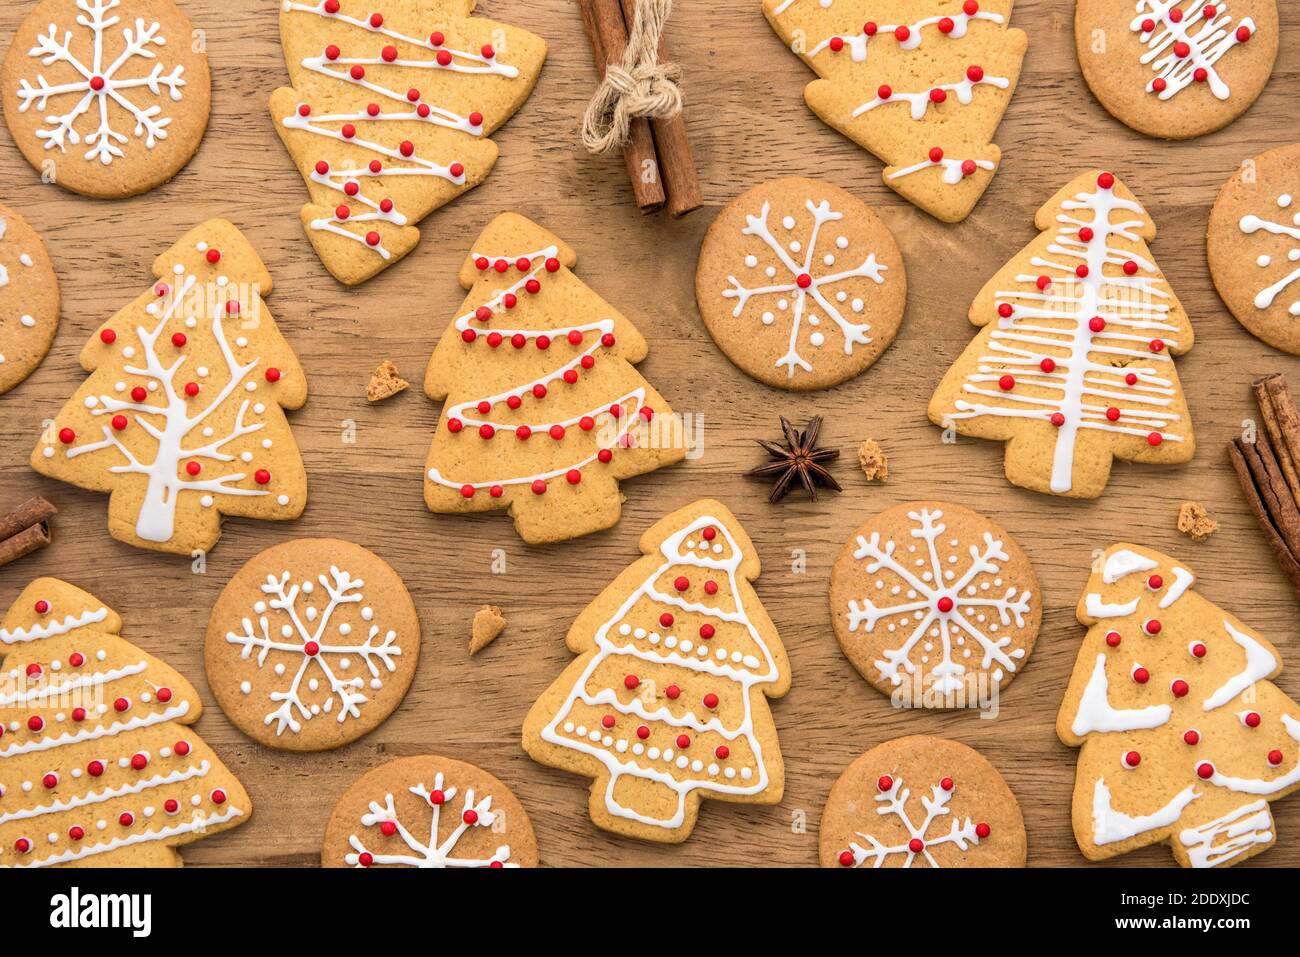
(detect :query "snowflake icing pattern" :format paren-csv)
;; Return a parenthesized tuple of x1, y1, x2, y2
(1130, 0, 1255, 102)
(16, 0, 187, 165)
(224, 566, 402, 735)
(846, 507, 1031, 695)
(346, 771, 515, 868)
(845, 775, 986, 868)
(723, 198, 885, 379)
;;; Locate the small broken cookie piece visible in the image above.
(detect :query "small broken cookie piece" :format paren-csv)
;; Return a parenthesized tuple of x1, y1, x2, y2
(857, 439, 888, 482)
(1178, 501, 1219, 542)
(470, 604, 506, 656)
(367, 361, 409, 403)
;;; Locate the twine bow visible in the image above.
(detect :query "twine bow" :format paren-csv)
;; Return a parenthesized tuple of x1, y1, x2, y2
(581, 0, 683, 154)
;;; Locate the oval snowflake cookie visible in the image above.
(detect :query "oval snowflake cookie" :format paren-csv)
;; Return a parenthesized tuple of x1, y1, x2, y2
(322, 755, 537, 867)
(1208, 143, 1300, 354)
(695, 177, 905, 391)
(205, 539, 420, 752)
(829, 501, 1040, 707)
(0, 203, 58, 395)
(1, 0, 211, 198)
(1074, 0, 1278, 140)
(820, 735, 1026, 867)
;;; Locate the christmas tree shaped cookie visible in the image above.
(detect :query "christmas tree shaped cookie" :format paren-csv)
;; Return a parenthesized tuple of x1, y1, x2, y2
(929, 170, 1195, 498)
(0, 579, 250, 867)
(764, 0, 1028, 222)
(31, 219, 309, 555)
(523, 499, 790, 843)
(1058, 544, 1300, 867)
(271, 0, 547, 284)
(424, 213, 685, 544)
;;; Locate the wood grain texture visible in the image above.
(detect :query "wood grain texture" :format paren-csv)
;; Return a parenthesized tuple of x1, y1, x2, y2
(0, 0, 1297, 868)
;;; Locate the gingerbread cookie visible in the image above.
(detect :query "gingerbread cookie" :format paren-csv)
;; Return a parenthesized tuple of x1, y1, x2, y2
(522, 499, 790, 843)
(1208, 144, 1300, 354)
(820, 735, 1026, 867)
(2, 0, 210, 198)
(929, 170, 1195, 498)
(270, 0, 547, 284)
(30, 219, 308, 555)
(205, 539, 420, 752)
(1059, 544, 1300, 867)
(0, 578, 250, 867)
(1074, 0, 1277, 140)
(424, 213, 685, 544)
(695, 177, 906, 391)
(0, 203, 58, 396)
(322, 755, 537, 867)
(829, 501, 1040, 707)
(764, 0, 1028, 222)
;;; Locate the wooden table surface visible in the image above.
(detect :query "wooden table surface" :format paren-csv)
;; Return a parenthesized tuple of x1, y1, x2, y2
(1, 0, 1298, 868)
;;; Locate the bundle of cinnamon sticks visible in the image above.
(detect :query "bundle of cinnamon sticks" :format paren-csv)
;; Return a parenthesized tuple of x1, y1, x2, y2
(1229, 374, 1300, 596)
(577, 0, 702, 217)
(0, 496, 56, 569)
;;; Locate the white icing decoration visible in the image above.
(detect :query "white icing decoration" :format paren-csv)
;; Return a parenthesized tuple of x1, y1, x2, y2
(1070, 653, 1171, 736)
(1202, 620, 1277, 711)
(945, 178, 1184, 493)
(0, 607, 108, 645)
(1092, 778, 1197, 845)
(538, 514, 782, 830)
(1206, 715, 1300, 795)
(345, 771, 516, 867)
(1085, 594, 1140, 618)
(1178, 800, 1272, 867)
(722, 198, 885, 378)
(843, 775, 983, 867)
(1159, 566, 1194, 608)
(1240, 199, 1300, 316)
(807, 5, 1004, 62)
(846, 506, 1030, 695)
(852, 70, 1009, 120)
(222, 565, 402, 735)
(1131, 0, 1255, 101)
(1101, 548, 1158, 583)
(14, 0, 187, 165)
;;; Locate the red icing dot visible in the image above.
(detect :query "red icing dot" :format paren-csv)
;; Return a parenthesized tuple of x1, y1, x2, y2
(489, 485, 503, 498)
(1105, 631, 1122, 648)
(69, 652, 84, 667)
(206, 248, 221, 264)
(566, 469, 581, 485)
(964, 0, 979, 13)
(666, 685, 681, 700)
(1123, 260, 1139, 276)
(469, 112, 484, 127)
(1079, 226, 1094, 242)
(937, 596, 954, 613)
(1075, 265, 1089, 279)
(430, 31, 444, 46)
(449, 163, 464, 178)
(602, 714, 616, 729)
(358, 852, 374, 867)
(715, 745, 730, 759)
(624, 675, 639, 690)
(1124, 751, 1140, 768)
(185, 461, 201, 476)
(1125, 373, 1139, 386)
(304, 641, 320, 657)
(71, 708, 86, 722)
(1106, 407, 1121, 422)
(1191, 642, 1207, 658)
(929, 88, 947, 104)
(1050, 412, 1066, 427)
(877, 775, 893, 793)
(1036, 275, 1051, 290)
(380, 821, 397, 836)
(131, 753, 148, 771)
(447, 418, 463, 433)
(1150, 339, 1165, 353)
(175, 740, 191, 757)
(864, 22, 878, 36)
(1245, 712, 1262, 728)
(940, 777, 954, 791)
(1184, 730, 1200, 745)
(100, 328, 117, 344)
(998, 375, 1015, 391)
(481, 45, 495, 59)
(429, 789, 446, 805)
(676, 734, 691, 749)
(156, 687, 172, 703)
(1097, 172, 1115, 190)
(597, 449, 613, 464)
(265, 367, 282, 383)
(636, 725, 650, 740)
(703, 526, 717, 541)
(975, 822, 991, 839)
(674, 576, 690, 592)
(1171, 679, 1189, 698)
(34, 599, 50, 614)
(1193, 67, 1208, 83)
(876, 83, 890, 98)
(13, 839, 30, 854)
(25, 663, 41, 677)
(211, 789, 227, 805)
(1147, 432, 1164, 447)
(939, 17, 955, 34)
(119, 812, 134, 827)
(908, 838, 924, 853)
(28, 715, 44, 732)
(382, 45, 398, 62)
(1089, 316, 1106, 333)
(42, 773, 57, 789)
(58, 427, 76, 444)
(1197, 762, 1215, 779)
(1148, 574, 1163, 590)
(699, 623, 716, 640)
(929, 146, 944, 163)
(703, 692, 719, 709)
(704, 580, 719, 595)
(69, 825, 85, 841)
(1269, 750, 1284, 766)
(1040, 357, 1056, 373)
(479, 424, 495, 440)
(460, 484, 475, 499)
(1236, 25, 1251, 42)
(894, 25, 910, 42)
(1153, 77, 1168, 93)
(254, 469, 272, 485)
(997, 303, 1013, 318)
(461, 329, 476, 344)
(839, 850, 855, 866)
(1132, 666, 1150, 684)
(350, 65, 366, 80)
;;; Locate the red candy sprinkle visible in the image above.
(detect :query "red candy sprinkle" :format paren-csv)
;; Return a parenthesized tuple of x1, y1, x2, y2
(1097, 172, 1115, 189)
(1105, 631, 1122, 648)
(624, 675, 639, 690)
(998, 375, 1015, 391)
(715, 745, 730, 759)
(1184, 730, 1200, 745)
(674, 576, 690, 592)
(1171, 679, 1189, 698)
(1123, 751, 1141, 768)
(975, 822, 991, 839)
(1197, 762, 1215, 779)
(1269, 750, 1284, 766)
(700, 623, 716, 640)
(266, 367, 282, 383)
(1132, 666, 1150, 684)
(877, 775, 893, 792)
(171, 332, 187, 347)
(703, 693, 719, 709)
(676, 734, 691, 749)
(637, 725, 650, 739)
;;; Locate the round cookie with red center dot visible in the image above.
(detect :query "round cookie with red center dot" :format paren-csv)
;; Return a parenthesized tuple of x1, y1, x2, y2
(829, 501, 1041, 707)
(820, 735, 1027, 867)
(1074, 0, 1278, 140)
(1, 0, 212, 198)
(204, 539, 420, 752)
(695, 177, 906, 391)
(322, 755, 537, 868)
(1207, 143, 1300, 354)
(0, 203, 58, 395)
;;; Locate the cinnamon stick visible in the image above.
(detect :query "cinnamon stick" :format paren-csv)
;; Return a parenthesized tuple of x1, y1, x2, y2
(1252, 375, 1300, 505)
(617, 0, 701, 218)
(1229, 440, 1300, 597)
(1250, 432, 1300, 558)
(578, 0, 666, 214)
(1260, 374, 1300, 492)
(0, 496, 56, 543)
(0, 523, 52, 568)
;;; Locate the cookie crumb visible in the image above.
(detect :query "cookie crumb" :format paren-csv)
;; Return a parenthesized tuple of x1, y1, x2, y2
(857, 439, 888, 481)
(1178, 501, 1218, 542)
(470, 605, 506, 656)
(367, 361, 409, 403)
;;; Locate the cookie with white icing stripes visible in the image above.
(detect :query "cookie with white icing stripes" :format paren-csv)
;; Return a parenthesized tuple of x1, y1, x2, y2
(1208, 143, 1300, 354)
(764, 0, 1028, 222)
(695, 177, 906, 391)
(204, 539, 420, 752)
(928, 169, 1196, 498)
(1058, 543, 1300, 867)
(1074, 0, 1278, 140)
(829, 501, 1040, 707)
(0, 578, 250, 867)
(0, 203, 58, 396)
(322, 755, 537, 867)
(820, 735, 1026, 867)
(270, 0, 547, 285)
(1, 0, 211, 198)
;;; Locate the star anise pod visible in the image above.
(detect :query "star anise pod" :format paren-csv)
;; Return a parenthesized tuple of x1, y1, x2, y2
(746, 416, 842, 503)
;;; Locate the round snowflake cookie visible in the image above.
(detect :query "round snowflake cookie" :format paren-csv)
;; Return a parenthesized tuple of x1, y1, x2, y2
(695, 177, 906, 391)
(204, 539, 420, 752)
(820, 735, 1026, 868)
(1208, 143, 1300, 354)
(828, 501, 1040, 707)
(1, 0, 212, 198)
(0, 203, 58, 395)
(323, 755, 538, 868)
(1074, 0, 1278, 140)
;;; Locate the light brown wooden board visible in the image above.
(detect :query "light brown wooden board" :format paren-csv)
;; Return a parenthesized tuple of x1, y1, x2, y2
(0, 0, 1297, 868)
